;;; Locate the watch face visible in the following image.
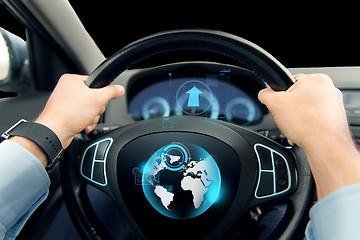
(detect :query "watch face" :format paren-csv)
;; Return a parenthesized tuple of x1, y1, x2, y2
(117, 132, 241, 239)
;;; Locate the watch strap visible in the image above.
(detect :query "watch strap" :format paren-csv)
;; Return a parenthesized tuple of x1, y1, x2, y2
(1, 119, 63, 169)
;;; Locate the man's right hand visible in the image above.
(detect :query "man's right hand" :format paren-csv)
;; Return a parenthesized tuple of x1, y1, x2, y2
(258, 74, 360, 200)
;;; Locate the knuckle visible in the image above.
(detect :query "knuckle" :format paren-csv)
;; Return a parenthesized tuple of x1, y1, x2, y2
(335, 88, 343, 98)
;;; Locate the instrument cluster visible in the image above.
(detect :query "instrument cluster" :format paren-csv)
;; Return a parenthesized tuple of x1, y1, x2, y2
(127, 63, 266, 126)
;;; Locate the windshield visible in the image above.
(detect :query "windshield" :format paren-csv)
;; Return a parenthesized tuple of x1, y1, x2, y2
(68, 2, 360, 68)
(3, 1, 359, 68)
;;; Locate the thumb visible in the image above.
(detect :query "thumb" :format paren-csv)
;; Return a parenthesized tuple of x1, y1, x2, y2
(258, 88, 288, 116)
(98, 84, 125, 102)
(258, 88, 276, 105)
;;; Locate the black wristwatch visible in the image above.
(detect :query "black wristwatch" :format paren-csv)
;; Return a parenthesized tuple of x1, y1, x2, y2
(1, 119, 63, 170)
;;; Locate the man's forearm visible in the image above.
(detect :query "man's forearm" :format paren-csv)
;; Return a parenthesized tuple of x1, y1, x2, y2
(305, 135, 360, 200)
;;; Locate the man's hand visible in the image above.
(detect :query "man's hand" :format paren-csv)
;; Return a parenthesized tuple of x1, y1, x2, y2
(35, 74, 125, 149)
(258, 74, 349, 151)
(258, 74, 360, 199)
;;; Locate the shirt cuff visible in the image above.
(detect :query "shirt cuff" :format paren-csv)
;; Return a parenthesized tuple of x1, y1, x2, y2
(306, 183, 360, 240)
(0, 140, 50, 237)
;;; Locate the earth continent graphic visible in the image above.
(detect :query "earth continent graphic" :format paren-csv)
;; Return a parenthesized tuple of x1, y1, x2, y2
(142, 143, 221, 219)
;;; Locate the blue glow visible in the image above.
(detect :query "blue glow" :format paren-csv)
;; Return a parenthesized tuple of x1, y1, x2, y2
(80, 138, 113, 187)
(186, 86, 203, 107)
(161, 144, 188, 171)
(142, 143, 221, 219)
(175, 80, 213, 116)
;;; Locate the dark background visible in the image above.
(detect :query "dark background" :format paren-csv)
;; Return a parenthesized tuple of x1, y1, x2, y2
(1, 1, 360, 68)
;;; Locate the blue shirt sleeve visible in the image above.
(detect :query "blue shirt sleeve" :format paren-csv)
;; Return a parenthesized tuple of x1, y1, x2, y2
(305, 183, 360, 240)
(0, 140, 50, 240)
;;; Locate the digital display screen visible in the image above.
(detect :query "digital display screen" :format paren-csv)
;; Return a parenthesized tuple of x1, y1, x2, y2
(128, 68, 263, 125)
(117, 132, 241, 239)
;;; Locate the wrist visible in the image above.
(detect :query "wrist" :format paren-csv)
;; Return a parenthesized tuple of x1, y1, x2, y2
(2, 119, 64, 169)
(34, 116, 69, 149)
(10, 136, 49, 168)
(305, 135, 360, 199)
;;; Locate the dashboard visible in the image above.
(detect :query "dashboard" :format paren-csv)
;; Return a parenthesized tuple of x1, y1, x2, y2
(125, 62, 267, 126)
(103, 62, 360, 150)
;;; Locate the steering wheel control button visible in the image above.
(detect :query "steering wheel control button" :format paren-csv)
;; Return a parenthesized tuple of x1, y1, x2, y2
(255, 145, 273, 170)
(92, 162, 106, 185)
(80, 138, 113, 186)
(257, 172, 274, 196)
(274, 154, 290, 192)
(95, 140, 111, 160)
(254, 143, 291, 199)
(81, 145, 96, 179)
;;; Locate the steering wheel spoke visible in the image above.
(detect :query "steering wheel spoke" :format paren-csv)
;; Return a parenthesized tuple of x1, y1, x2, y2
(232, 126, 299, 207)
(78, 137, 115, 196)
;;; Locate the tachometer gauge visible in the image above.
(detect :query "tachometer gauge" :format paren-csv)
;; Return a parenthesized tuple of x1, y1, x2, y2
(142, 96, 170, 120)
(225, 97, 256, 124)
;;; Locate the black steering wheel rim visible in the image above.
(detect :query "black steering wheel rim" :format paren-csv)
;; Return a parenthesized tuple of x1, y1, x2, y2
(61, 29, 315, 240)
(86, 29, 294, 90)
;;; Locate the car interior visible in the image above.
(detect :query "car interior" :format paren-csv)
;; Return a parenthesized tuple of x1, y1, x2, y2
(0, 1, 359, 240)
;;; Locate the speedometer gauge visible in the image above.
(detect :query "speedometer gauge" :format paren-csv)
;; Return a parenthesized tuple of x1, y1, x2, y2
(225, 97, 256, 124)
(142, 96, 170, 120)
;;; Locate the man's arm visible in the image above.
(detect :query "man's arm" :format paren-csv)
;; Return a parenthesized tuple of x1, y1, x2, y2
(0, 74, 124, 239)
(258, 74, 360, 200)
(0, 140, 50, 240)
(10, 74, 124, 168)
(258, 74, 360, 240)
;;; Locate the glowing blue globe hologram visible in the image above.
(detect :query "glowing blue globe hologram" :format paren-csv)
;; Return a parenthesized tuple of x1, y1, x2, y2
(142, 143, 221, 219)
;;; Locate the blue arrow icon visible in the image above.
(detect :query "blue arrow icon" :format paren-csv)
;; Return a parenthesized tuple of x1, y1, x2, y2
(186, 87, 203, 107)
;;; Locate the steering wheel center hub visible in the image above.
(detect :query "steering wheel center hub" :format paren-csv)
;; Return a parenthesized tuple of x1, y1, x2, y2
(116, 130, 242, 238)
(141, 142, 221, 219)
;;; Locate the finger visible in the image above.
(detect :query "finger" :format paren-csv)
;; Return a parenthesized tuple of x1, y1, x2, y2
(91, 115, 100, 126)
(60, 74, 89, 83)
(293, 74, 306, 82)
(84, 125, 96, 133)
(258, 88, 276, 105)
(79, 75, 89, 83)
(287, 139, 295, 146)
(99, 105, 106, 115)
(84, 115, 100, 133)
(97, 85, 125, 102)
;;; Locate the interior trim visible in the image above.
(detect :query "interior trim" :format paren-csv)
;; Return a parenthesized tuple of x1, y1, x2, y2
(21, 0, 105, 74)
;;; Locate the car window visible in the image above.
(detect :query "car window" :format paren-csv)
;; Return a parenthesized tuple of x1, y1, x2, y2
(0, 4, 31, 94)
(0, 27, 30, 94)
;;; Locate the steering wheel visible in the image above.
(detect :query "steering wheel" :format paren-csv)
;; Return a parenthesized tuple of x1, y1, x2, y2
(61, 29, 315, 240)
